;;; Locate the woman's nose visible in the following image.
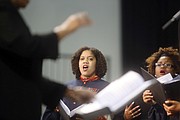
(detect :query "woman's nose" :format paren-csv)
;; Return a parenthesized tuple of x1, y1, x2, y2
(83, 59, 88, 63)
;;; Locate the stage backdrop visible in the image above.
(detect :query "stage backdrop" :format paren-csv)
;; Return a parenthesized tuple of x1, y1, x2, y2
(121, 0, 180, 73)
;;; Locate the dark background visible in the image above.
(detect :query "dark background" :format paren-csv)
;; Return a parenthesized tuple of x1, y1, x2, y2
(121, 0, 180, 73)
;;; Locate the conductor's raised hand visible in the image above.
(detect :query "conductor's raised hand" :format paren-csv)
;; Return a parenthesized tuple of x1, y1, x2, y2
(54, 12, 92, 40)
(64, 87, 95, 104)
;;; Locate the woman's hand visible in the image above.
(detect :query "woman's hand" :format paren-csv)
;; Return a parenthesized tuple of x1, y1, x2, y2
(163, 100, 180, 116)
(54, 12, 91, 40)
(142, 90, 156, 105)
(123, 102, 141, 120)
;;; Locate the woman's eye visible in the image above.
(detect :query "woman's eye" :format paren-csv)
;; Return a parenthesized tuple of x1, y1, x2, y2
(89, 58, 93, 61)
(80, 58, 84, 60)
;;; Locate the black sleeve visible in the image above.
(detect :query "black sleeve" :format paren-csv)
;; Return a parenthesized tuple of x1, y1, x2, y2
(112, 111, 125, 120)
(39, 77, 67, 110)
(147, 103, 167, 120)
(42, 107, 60, 120)
(0, 5, 59, 59)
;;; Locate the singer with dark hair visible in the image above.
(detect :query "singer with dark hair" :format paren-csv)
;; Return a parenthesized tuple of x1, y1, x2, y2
(142, 47, 180, 120)
(42, 46, 142, 120)
(42, 46, 110, 120)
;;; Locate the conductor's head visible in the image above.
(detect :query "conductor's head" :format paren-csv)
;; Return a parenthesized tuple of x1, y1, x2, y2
(11, 0, 29, 9)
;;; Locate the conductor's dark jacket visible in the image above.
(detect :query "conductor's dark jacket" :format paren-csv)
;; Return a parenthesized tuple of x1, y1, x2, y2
(0, 0, 67, 120)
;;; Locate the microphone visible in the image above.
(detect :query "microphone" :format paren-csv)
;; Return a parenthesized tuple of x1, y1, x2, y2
(162, 10, 180, 30)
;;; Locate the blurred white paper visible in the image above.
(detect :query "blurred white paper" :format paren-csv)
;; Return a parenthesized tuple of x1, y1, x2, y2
(157, 73, 173, 83)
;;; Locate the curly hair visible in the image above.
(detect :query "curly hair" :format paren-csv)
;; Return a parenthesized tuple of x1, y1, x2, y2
(71, 46, 107, 80)
(146, 47, 180, 76)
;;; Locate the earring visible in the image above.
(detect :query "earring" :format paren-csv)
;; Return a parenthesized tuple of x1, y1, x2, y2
(175, 73, 178, 76)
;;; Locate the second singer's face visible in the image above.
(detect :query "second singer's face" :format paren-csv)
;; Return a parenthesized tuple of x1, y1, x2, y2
(155, 56, 175, 78)
(79, 50, 96, 78)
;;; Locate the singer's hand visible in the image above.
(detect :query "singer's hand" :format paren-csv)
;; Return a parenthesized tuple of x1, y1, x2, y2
(163, 100, 180, 116)
(142, 90, 156, 105)
(123, 102, 141, 120)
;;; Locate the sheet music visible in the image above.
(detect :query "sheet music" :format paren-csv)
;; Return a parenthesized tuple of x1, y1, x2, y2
(157, 73, 173, 83)
(75, 71, 156, 114)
